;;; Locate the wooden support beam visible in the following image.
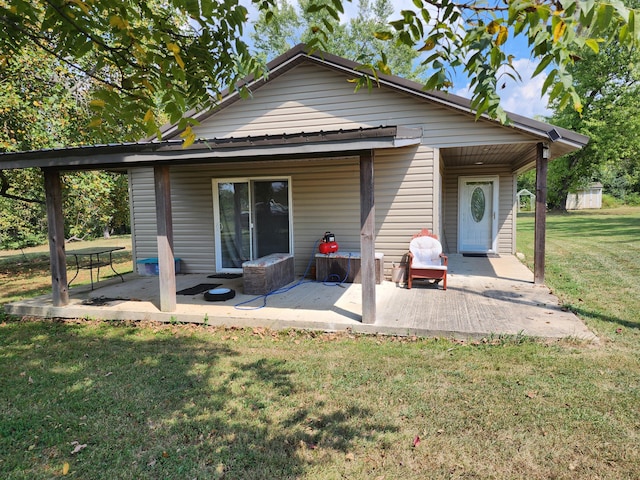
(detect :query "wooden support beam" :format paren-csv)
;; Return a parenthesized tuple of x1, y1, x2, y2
(360, 150, 376, 324)
(43, 168, 69, 306)
(534, 142, 548, 285)
(154, 166, 176, 312)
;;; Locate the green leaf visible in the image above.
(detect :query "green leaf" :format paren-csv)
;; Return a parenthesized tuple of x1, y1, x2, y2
(398, 31, 413, 46)
(377, 60, 391, 75)
(619, 23, 629, 43)
(374, 31, 394, 41)
(541, 68, 557, 95)
(446, 2, 459, 20)
(596, 3, 614, 32)
(533, 54, 554, 77)
(557, 91, 571, 111)
(548, 81, 564, 103)
(265, 10, 274, 23)
(401, 9, 416, 22)
(389, 19, 405, 31)
(629, 9, 637, 37)
(424, 70, 445, 91)
(585, 38, 600, 54)
(184, 0, 200, 18)
(305, 3, 322, 13)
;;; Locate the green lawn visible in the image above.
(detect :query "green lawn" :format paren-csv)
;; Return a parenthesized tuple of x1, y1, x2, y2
(0, 236, 132, 305)
(1, 211, 639, 479)
(517, 207, 640, 345)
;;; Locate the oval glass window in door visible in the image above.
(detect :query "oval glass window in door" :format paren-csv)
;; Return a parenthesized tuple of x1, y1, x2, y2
(471, 187, 486, 223)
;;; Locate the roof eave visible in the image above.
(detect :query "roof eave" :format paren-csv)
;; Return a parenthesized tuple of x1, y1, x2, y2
(0, 126, 422, 170)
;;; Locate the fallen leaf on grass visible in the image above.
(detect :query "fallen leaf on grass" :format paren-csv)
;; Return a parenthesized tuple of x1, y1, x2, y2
(62, 462, 70, 475)
(345, 452, 355, 461)
(70, 441, 87, 454)
(252, 327, 265, 337)
(413, 435, 421, 447)
(526, 391, 538, 399)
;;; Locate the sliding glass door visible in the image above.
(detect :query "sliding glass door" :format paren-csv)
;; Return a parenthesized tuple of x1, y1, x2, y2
(213, 178, 291, 271)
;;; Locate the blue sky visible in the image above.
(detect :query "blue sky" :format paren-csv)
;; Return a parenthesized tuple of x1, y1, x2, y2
(241, 0, 552, 119)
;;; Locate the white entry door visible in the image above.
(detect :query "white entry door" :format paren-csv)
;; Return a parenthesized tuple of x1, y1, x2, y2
(458, 176, 499, 253)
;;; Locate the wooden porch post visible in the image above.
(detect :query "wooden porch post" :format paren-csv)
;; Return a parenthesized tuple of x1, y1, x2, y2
(43, 168, 69, 306)
(360, 150, 376, 324)
(534, 142, 548, 284)
(154, 165, 176, 312)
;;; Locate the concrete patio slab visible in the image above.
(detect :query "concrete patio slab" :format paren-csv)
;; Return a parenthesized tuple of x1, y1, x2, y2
(4, 254, 597, 342)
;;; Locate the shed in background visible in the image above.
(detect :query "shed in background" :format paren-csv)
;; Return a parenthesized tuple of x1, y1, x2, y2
(566, 183, 603, 210)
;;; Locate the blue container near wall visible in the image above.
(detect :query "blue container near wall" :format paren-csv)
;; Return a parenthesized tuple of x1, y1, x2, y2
(136, 258, 181, 275)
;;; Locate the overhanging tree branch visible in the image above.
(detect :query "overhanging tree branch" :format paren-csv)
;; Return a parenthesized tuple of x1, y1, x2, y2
(0, 170, 45, 205)
(0, 17, 125, 92)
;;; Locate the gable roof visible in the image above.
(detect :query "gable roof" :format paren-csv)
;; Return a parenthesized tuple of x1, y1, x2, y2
(158, 43, 588, 151)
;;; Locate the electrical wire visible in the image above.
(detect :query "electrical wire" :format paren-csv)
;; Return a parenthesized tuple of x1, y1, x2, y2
(233, 239, 352, 310)
(234, 239, 318, 310)
(321, 252, 351, 286)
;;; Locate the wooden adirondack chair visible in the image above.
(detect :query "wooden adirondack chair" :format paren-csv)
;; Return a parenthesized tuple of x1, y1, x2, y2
(407, 229, 448, 290)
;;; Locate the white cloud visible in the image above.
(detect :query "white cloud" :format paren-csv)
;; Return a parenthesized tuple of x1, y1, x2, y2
(455, 58, 552, 119)
(498, 59, 552, 119)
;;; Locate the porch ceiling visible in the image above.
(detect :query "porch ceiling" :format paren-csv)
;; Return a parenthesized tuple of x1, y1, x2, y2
(441, 142, 537, 170)
(441, 131, 584, 173)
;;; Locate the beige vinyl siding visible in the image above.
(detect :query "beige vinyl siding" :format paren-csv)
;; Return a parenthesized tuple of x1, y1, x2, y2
(129, 145, 436, 277)
(442, 166, 515, 254)
(500, 174, 518, 254)
(442, 169, 459, 253)
(193, 63, 538, 150)
(168, 167, 217, 273)
(374, 146, 434, 273)
(129, 168, 158, 264)
(129, 60, 541, 276)
(511, 173, 518, 253)
(130, 159, 365, 276)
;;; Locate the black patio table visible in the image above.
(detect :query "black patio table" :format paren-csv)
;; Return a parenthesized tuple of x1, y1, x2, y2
(66, 246, 125, 290)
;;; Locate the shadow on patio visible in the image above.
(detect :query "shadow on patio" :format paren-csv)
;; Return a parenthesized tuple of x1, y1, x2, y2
(4, 255, 596, 341)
